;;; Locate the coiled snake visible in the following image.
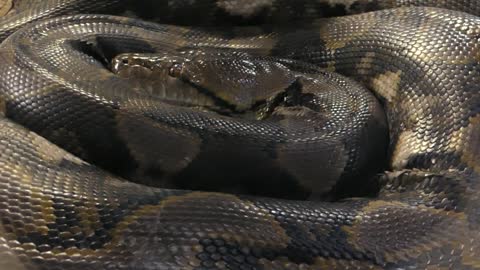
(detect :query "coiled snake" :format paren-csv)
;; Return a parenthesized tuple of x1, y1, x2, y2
(0, 1, 479, 269)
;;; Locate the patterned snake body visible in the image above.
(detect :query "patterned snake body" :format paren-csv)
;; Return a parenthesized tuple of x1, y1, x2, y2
(0, 1, 479, 269)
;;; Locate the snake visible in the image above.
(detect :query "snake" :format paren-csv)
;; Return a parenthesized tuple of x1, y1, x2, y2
(0, 0, 479, 269)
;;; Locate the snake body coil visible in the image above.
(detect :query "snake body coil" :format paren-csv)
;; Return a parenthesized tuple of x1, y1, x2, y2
(0, 1, 479, 270)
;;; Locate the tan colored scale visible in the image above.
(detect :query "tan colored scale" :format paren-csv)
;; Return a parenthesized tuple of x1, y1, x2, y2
(1, 161, 54, 237)
(318, 16, 375, 51)
(32, 133, 86, 166)
(370, 70, 402, 103)
(0, 0, 12, 17)
(343, 200, 469, 264)
(356, 52, 376, 75)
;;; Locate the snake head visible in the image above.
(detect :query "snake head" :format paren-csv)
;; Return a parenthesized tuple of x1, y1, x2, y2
(110, 51, 299, 112)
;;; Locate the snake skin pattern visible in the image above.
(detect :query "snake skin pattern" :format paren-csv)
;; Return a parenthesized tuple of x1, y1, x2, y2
(0, 1, 480, 269)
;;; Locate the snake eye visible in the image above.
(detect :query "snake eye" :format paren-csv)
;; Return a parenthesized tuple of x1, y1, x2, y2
(168, 63, 183, 77)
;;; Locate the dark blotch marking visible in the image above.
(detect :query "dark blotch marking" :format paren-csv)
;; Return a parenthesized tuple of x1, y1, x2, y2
(172, 136, 310, 200)
(314, 3, 348, 17)
(349, 1, 383, 14)
(195, 223, 379, 267)
(5, 94, 138, 183)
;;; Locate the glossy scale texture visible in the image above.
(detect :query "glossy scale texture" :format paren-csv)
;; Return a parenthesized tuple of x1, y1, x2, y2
(0, 1, 479, 270)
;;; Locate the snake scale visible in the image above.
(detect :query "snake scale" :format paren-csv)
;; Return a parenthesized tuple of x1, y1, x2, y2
(0, 0, 479, 269)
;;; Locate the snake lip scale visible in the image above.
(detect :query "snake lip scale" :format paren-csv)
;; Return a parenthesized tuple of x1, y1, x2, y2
(0, 1, 479, 270)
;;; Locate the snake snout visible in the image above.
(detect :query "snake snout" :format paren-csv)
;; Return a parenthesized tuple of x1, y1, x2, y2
(111, 53, 164, 75)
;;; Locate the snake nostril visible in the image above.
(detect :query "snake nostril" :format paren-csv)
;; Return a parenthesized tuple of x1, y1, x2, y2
(168, 63, 183, 77)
